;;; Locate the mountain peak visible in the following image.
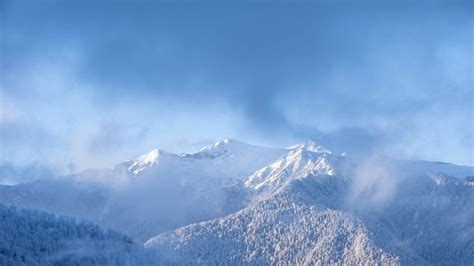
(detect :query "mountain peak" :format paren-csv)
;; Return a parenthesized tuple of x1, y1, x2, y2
(199, 138, 242, 151)
(288, 138, 332, 154)
(302, 138, 332, 154)
(245, 147, 335, 191)
(141, 148, 160, 161)
(193, 138, 256, 158)
(128, 148, 164, 175)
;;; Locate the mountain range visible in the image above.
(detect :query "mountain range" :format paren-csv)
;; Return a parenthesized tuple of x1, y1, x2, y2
(1, 139, 473, 264)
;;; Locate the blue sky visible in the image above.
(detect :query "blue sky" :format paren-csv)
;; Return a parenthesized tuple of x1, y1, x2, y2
(1, 0, 473, 174)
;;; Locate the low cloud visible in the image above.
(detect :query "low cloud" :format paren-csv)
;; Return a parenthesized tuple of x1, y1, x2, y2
(1, 1, 472, 172)
(0, 161, 59, 185)
(346, 155, 400, 210)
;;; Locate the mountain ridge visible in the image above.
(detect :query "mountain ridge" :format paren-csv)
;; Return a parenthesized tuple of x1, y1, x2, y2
(1, 138, 473, 264)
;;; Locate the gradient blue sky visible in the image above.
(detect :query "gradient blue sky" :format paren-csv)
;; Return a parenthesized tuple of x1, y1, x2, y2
(1, 0, 473, 175)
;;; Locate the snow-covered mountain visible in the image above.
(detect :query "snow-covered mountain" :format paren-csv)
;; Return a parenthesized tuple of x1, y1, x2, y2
(143, 139, 474, 265)
(74, 138, 285, 187)
(1, 138, 473, 264)
(0, 139, 287, 241)
(244, 142, 336, 191)
(145, 199, 402, 265)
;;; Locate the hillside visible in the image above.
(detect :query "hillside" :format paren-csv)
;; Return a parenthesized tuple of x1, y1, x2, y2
(0, 204, 146, 265)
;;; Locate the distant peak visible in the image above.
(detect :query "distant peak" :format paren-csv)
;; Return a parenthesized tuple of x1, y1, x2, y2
(289, 138, 332, 154)
(199, 138, 245, 152)
(245, 142, 335, 190)
(214, 138, 240, 146)
(128, 148, 164, 175)
(304, 138, 318, 146)
(138, 148, 160, 163)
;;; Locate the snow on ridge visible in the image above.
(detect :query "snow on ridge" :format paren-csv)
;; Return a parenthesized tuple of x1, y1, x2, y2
(113, 138, 287, 188)
(144, 199, 403, 265)
(2, 137, 474, 265)
(198, 138, 241, 152)
(191, 138, 280, 159)
(245, 144, 336, 191)
(141, 141, 474, 265)
(287, 138, 332, 154)
(128, 148, 162, 175)
(125, 138, 330, 175)
(122, 138, 336, 191)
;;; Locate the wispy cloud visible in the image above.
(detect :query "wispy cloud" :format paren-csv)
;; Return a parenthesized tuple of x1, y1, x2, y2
(1, 0, 472, 181)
